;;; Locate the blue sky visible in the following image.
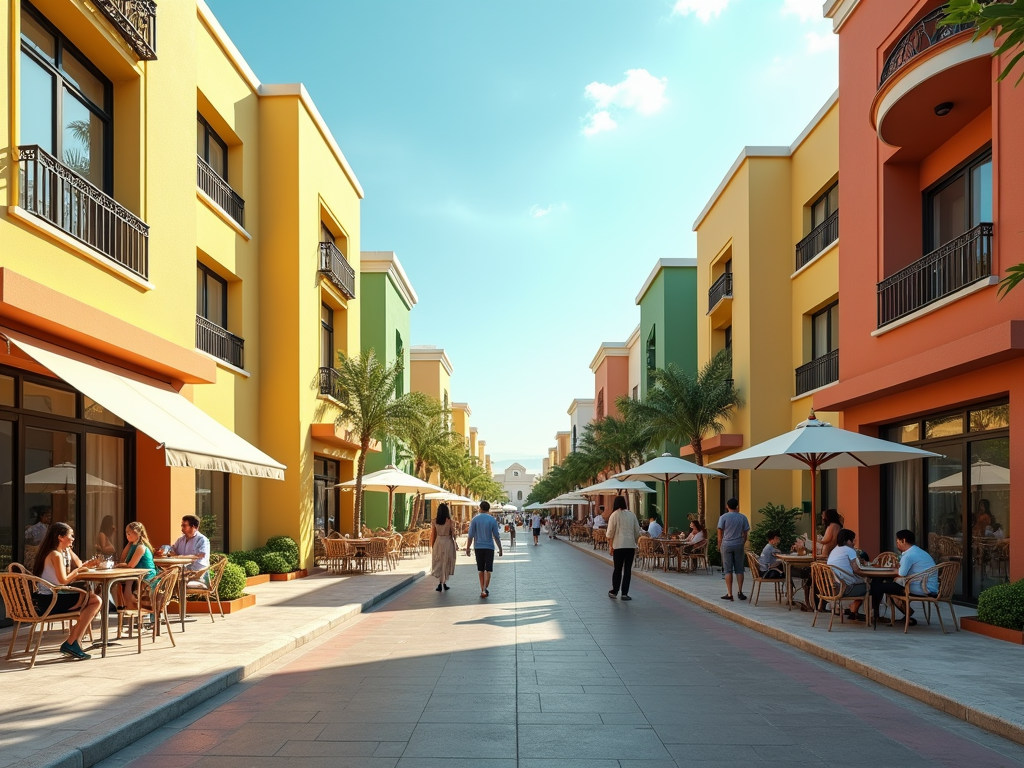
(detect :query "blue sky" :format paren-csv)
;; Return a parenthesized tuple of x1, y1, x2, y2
(207, 0, 838, 471)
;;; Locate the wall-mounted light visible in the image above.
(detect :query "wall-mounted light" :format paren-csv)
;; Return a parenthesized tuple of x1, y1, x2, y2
(934, 102, 954, 116)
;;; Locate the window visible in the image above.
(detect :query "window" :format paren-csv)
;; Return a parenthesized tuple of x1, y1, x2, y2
(321, 223, 335, 245)
(811, 302, 838, 360)
(314, 457, 340, 534)
(20, 3, 112, 191)
(571, 425, 577, 452)
(513, 470, 520, 477)
(395, 331, 404, 397)
(196, 114, 228, 180)
(320, 303, 334, 369)
(632, 385, 639, 401)
(811, 182, 839, 230)
(646, 328, 656, 388)
(195, 470, 227, 553)
(597, 390, 604, 420)
(196, 263, 227, 328)
(517, 491, 523, 501)
(925, 150, 992, 252)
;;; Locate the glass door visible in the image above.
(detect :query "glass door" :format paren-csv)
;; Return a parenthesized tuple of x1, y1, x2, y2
(0, 419, 14, 628)
(925, 444, 964, 598)
(23, 424, 78, 567)
(314, 457, 339, 535)
(969, 436, 1010, 599)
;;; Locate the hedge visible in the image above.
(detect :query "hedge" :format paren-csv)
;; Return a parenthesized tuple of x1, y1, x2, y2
(976, 579, 1024, 631)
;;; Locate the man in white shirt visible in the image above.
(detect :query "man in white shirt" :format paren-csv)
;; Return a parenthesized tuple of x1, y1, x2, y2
(647, 513, 663, 539)
(593, 506, 607, 529)
(530, 512, 542, 546)
(826, 528, 869, 620)
(171, 515, 210, 574)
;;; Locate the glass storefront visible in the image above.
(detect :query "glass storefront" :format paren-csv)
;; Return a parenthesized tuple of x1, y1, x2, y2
(882, 401, 1009, 602)
(314, 457, 340, 535)
(196, 469, 228, 553)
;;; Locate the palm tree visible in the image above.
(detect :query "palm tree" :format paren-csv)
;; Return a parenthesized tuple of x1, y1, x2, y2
(619, 350, 743, 525)
(331, 350, 424, 532)
(395, 394, 450, 526)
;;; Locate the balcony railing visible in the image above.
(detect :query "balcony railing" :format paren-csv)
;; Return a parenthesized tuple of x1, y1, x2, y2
(197, 156, 245, 228)
(318, 366, 343, 401)
(319, 241, 356, 299)
(796, 209, 839, 270)
(877, 223, 993, 327)
(795, 349, 839, 396)
(93, 0, 157, 60)
(17, 145, 149, 279)
(879, 7, 977, 87)
(708, 272, 733, 313)
(196, 315, 244, 369)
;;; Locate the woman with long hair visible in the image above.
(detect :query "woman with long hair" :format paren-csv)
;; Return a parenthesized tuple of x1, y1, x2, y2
(818, 508, 843, 558)
(113, 521, 158, 612)
(606, 495, 642, 601)
(430, 503, 457, 592)
(31, 522, 102, 659)
(95, 515, 116, 558)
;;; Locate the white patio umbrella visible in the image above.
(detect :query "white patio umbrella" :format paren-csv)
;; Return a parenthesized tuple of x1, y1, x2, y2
(614, 454, 725, 533)
(523, 502, 542, 510)
(14, 462, 121, 493)
(710, 412, 943, 558)
(337, 465, 444, 529)
(577, 478, 656, 495)
(929, 459, 1009, 491)
(502, 503, 518, 512)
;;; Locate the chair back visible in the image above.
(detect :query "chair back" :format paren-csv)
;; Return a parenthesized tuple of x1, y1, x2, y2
(0, 572, 40, 621)
(637, 537, 655, 557)
(367, 538, 389, 557)
(810, 562, 845, 601)
(328, 530, 344, 539)
(207, 555, 229, 593)
(144, 568, 179, 614)
(592, 528, 606, 543)
(7, 562, 30, 575)
(745, 551, 763, 576)
(871, 551, 899, 568)
(936, 561, 960, 599)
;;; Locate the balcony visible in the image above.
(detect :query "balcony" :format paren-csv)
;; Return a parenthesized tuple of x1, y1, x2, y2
(795, 349, 838, 396)
(17, 145, 149, 280)
(197, 157, 245, 228)
(795, 209, 838, 270)
(879, 7, 977, 88)
(319, 242, 356, 299)
(877, 223, 993, 327)
(708, 272, 733, 314)
(196, 315, 244, 369)
(318, 366, 343, 401)
(93, 0, 157, 60)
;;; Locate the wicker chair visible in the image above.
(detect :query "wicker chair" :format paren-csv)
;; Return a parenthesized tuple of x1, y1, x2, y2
(810, 562, 865, 631)
(870, 551, 900, 568)
(745, 551, 786, 606)
(680, 539, 710, 574)
(185, 555, 228, 622)
(0, 570, 90, 669)
(387, 534, 402, 569)
(885, 560, 960, 634)
(635, 537, 656, 570)
(592, 528, 608, 551)
(366, 538, 391, 572)
(118, 567, 179, 646)
(313, 529, 327, 567)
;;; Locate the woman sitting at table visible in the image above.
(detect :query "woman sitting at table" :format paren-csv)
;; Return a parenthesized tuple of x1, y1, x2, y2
(682, 520, 706, 548)
(95, 515, 117, 558)
(826, 528, 870, 621)
(31, 522, 102, 660)
(113, 521, 159, 613)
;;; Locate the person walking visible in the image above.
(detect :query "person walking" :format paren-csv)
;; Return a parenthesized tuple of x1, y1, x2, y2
(430, 503, 457, 592)
(606, 496, 642, 601)
(466, 501, 503, 598)
(717, 497, 750, 601)
(531, 511, 542, 546)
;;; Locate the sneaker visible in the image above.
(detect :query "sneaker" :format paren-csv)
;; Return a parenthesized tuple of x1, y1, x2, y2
(737, 593, 747, 601)
(608, 590, 618, 599)
(620, 595, 632, 601)
(61, 641, 90, 660)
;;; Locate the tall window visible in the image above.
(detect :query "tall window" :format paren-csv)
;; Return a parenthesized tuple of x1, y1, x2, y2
(196, 263, 227, 328)
(20, 3, 112, 191)
(811, 302, 838, 360)
(571, 425, 577, 452)
(926, 150, 992, 252)
(321, 223, 335, 246)
(811, 182, 839, 230)
(196, 114, 228, 180)
(314, 457, 340, 534)
(395, 331, 404, 397)
(517, 491, 523, 501)
(196, 470, 228, 553)
(646, 328, 657, 388)
(320, 303, 334, 369)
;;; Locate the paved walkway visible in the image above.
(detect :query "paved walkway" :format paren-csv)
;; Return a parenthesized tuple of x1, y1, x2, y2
(90, 535, 1024, 768)
(0, 553, 429, 768)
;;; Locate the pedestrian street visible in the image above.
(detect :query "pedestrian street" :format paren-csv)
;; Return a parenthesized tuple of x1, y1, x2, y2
(99, 534, 1024, 768)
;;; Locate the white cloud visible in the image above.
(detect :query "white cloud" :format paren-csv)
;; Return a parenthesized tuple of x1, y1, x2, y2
(672, 0, 733, 23)
(529, 202, 567, 219)
(781, 0, 824, 23)
(581, 69, 667, 137)
(582, 110, 617, 136)
(804, 30, 837, 54)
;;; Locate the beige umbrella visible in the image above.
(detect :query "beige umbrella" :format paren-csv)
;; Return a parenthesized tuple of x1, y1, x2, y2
(614, 454, 725, 533)
(337, 465, 444, 529)
(15, 462, 120, 493)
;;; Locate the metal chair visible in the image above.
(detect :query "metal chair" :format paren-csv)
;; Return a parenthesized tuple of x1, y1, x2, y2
(185, 555, 228, 622)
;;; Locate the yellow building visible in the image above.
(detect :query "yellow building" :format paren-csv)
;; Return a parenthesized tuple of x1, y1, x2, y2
(692, 92, 839, 528)
(0, 0, 365, 576)
(555, 431, 570, 467)
(451, 402, 471, 448)
(478, 440, 487, 466)
(469, 426, 478, 460)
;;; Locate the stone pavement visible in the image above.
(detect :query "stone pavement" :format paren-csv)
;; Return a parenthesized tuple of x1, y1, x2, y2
(563, 536, 1024, 745)
(91, 534, 1024, 768)
(0, 553, 429, 768)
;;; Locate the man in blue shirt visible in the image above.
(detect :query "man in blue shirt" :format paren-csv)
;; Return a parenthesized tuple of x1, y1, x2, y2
(870, 529, 938, 626)
(466, 501, 503, 599)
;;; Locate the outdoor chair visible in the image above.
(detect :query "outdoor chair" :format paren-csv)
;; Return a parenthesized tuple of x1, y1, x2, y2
(681, 539, 710, 574)
(745, 551, 786, 606)
(313, 529, 327, 567)
(117, 567, 179, 647)
(885, 561, 960, 634)
(185, 554, 228, 622)
(635, 537, 656, 570)
(366, 538, 391, 572)
(592, 528, 607, 551)
(0, 570, 90, 669)
(387, 534, 402, 568)
(870, 551, 900, 568)
(810, 562, 865, 631)
(402, 530, 420, 558)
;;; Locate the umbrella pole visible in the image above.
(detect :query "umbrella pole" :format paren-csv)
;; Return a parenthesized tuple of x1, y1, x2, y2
(387, 487, 395, 530)
(810, 464, 818, 560)
(663, 477, 669, 533)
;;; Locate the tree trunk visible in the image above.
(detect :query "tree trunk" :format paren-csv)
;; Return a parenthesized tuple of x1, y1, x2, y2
(692, 439, 706, 527)
(355, 437, 370, 533)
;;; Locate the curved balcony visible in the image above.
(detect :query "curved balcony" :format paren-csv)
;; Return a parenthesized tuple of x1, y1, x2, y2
(873, 7, 994, 159)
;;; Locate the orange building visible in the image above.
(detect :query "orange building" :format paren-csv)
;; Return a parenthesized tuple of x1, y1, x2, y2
(818, 0, 1024, 601)
(590, 342, 630, 420)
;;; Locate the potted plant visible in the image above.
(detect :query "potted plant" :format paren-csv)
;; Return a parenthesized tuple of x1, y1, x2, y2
(961, 580, 1024, 644)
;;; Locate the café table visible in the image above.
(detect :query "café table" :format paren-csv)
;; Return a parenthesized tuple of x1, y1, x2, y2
(774, 552, 817, 610)
(154, 556, 198, 630)
(856, 565, 899, 629)
(76, 567, 149, 658)
(654, 538, 686, 572)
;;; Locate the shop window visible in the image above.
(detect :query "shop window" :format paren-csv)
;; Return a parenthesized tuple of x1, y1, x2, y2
(86, 433, 125, 558)
(195, 469, 227, 553)
(196, 263, 228, 329)
(925, 150, 992, 252)
(314, 457, 340, 535)
(196, 114, 228, 180)
(970, 405, 1009, 433)
(924, 413, 963, 439)
(23, 380, 76, 417)
(84, 395, 124, 426)
(0, 375, 14, 406)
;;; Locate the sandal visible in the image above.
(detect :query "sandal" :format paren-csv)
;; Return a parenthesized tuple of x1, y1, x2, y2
(720, 594, 734, 601)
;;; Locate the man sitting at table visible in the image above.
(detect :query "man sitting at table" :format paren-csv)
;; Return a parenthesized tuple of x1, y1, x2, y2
(647, 512, 663, 539)
(870, 529, 938, 627)
(170, 515, 210, 575)
(593, 507, 607, 529)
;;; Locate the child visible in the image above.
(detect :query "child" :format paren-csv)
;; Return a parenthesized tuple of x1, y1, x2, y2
(758, 530, 786, 579)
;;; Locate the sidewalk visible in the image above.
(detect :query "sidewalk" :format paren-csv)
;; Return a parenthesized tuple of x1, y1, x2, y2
(0, 555, 429, 768)
(563, 537, 1024, 746)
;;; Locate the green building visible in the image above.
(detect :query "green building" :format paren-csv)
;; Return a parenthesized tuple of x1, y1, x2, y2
(360, 252, 418, 529)
(636, 258, 699, 530)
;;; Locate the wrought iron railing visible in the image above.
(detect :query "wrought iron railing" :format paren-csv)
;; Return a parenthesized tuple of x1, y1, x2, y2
(877, 223, 993, 327)
(17, 145, 149, 279)
(318, 367, 342, 401)
(196, 315, 244, 369)
(796, 349, 839, 396)
(796, 209, 839, 270)
(319, 242, 356, 299)
(197, 156, 245, 228)
(879, 7, 976, 87)
(708, 272, 733, 313)
(93, 0, 157, 60)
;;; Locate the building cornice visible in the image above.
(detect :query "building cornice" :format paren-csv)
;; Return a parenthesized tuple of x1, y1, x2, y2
(635, 258, 698, 305)
(626, 323, 641, 350)
(470, 427, 479, 434)
(452, 402, 471, 416)
(360, 251, 419, 309)
(567, 398, 595, 416)
(589, 342, 631, 373)
(410, 346, 453, 376)
(824, 0, 860, 32)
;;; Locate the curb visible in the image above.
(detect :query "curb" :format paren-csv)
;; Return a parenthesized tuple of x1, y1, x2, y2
(26, 569, 427, 768)
(565, 539, 1024, 747)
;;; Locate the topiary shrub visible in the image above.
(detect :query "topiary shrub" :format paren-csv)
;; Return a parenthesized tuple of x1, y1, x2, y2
(217, 562, 247, 601)
(706, 535, 722, 568)
(226, 550, 252, 566)
(748, 503, 802, 559)
(265, 535, 300, 571)
(260, 551, 291, 574)
(976, 579, 1024, 631)
(243, 560, 260, 577)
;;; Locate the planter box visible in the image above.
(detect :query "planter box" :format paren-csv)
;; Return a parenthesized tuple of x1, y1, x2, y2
(245, 574, 270, 587)
(960, 616, 1024, 644)
(269, 569, 308, 582)
(170, 593, 256, 614)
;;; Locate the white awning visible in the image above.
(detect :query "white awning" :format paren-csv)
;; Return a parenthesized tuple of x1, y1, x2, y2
(6, 330, 285, 480)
